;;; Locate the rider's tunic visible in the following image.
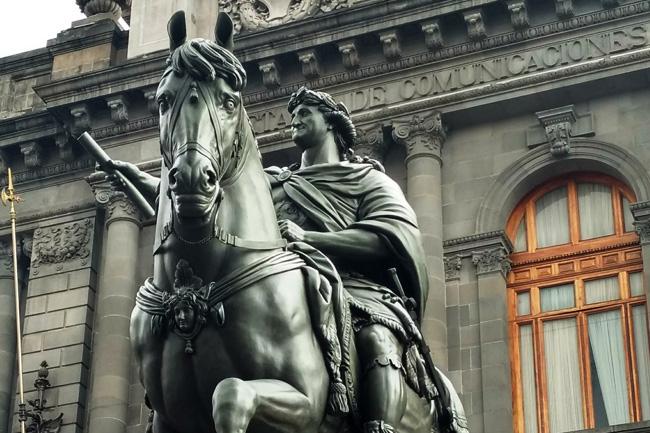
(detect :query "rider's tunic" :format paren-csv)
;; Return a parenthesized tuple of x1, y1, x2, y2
(266, 161, 429, 346)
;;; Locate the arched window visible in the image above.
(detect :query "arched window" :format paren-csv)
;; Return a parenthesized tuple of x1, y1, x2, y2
(506, 173, 650, 433)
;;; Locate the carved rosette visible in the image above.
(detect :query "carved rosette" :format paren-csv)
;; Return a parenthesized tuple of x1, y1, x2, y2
(354, 124, 388, 162)
(76, 0, 131, 16)
(444, 255, 462, 281)
(634, 220, 650, 245)
(31, 219, 93, 275)
(472, 247, 512, 277)
(392, 111, 446, 163)
(220, 0, 354, 33)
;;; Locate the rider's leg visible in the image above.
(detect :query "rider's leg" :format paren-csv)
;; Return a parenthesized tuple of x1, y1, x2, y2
(356, 324, 406, 433)
(212, 377, 321, 433)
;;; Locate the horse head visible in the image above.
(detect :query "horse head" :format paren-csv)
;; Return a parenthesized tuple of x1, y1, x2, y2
(157, 11, 248, 224)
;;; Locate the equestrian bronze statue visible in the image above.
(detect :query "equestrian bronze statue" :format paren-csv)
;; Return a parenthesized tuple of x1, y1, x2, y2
(94, 8, 468, 433)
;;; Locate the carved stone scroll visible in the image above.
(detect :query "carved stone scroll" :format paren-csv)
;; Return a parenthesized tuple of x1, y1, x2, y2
(392, 111, 446, 163)
(536, 105, 577, 157)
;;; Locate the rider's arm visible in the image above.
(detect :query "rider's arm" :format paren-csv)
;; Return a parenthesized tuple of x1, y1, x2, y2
(106, 160, 161, 207)
(304, 229, 391, 261)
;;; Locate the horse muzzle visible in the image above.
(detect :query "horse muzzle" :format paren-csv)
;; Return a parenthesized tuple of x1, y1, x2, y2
(168, 149, 221, 218)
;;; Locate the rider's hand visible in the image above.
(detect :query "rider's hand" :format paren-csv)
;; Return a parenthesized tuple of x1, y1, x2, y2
(278, 219, 305, 243)
(104, 160, 140, 191)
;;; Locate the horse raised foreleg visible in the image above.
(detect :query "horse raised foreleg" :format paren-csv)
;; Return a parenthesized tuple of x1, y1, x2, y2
(212, 378, 318, 433)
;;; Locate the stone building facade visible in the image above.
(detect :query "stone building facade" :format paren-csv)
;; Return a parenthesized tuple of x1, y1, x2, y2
(1, 0, 650, 432)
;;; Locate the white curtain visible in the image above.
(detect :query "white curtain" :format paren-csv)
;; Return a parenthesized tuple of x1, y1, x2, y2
(540, 283, 575, 312)
(517, 292, 531, 316)
(588, 310, 629, 425)
(515, 218, 527, 252)
(536, 187, 570, 248)
(633, 306, 650, 420)
(630, 272, 644, 297)
(520, 325, 538, 433)
(585, 276, 620, 304)
(578, 183, 614, 240)
(544, 318, 584, 433)
(622, 197, 635, 233)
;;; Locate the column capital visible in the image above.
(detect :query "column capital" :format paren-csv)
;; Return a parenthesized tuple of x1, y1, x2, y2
(354, 123, 388, 163)
(92, 183, 142, 227)
(472, 247, 512, 277)
(0, 238, 13, 278)
(392, 111, 446, 163)
(444, 255, 462, 281)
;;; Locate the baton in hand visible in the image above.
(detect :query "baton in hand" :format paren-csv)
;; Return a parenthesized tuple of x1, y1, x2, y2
(77, 132, 155, 219)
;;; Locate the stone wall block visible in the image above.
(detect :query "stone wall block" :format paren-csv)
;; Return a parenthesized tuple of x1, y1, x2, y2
(43, 324, 91, 350)
(23, 311, 65, 334)
(47, 287, 94, 312)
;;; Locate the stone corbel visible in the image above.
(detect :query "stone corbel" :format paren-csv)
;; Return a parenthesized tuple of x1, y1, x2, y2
(444, 255, 462, 281)
(630, 201, 650, 245)
(536, 105, 577, 157)
(298, 49, 321, 80)
(259, 60, 281, 89)
(601, 0, 619, 7)
(338, 41, 360, 70)
(55, 131, 75, 162)
(354, 123, 388, 162)
(392, 111, 446, 163)
(106, 95, 130, 124)
(0, 149, 9, 173)
(505, 0, 529, 30)
(379, 30, 401, 61)
(463, 10, 487, 42)
(555, 0, 574, 18)
(20, 142, 44, 168)
(70, 104, 92, 137)
(142, 87, 159, 116)
(421, 20, 443, 51)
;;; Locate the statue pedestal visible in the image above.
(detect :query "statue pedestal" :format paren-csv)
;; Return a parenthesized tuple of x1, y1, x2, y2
(127, 0, 218, 59)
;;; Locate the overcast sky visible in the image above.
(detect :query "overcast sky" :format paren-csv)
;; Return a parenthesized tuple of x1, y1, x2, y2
(1, 1, 86, 58)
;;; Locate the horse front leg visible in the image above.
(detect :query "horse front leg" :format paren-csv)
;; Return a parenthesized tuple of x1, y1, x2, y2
(212, 378, 319, 433)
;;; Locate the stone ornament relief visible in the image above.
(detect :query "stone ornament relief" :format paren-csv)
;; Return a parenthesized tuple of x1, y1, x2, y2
(220, 0, 355, 32)
(31, 219, 93, 274)
(444, 255, 462, 281)
(472, 247, 513, 277)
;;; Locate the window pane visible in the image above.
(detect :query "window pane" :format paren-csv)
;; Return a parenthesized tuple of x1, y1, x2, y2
(587, 310, 630, 426)
(578, 183, 615, 240)
(633, 305, 650, 420)
(520, 325, 538, 433)
(544, 318, 584, 433)
(630, 272, 644, 297)
(517, 292, 531, 316)
(536, 187, 570, 248)
(540, 283, 575, 312)
(585, 276, 620, 304)
(515, 217, 527, 252)
(622, 196, 635, 233)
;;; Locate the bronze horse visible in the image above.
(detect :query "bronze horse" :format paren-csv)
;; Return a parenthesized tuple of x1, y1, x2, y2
(130, 10, 460, 433)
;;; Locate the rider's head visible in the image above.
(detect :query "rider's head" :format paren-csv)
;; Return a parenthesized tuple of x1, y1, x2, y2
(288, 87, 356, 159)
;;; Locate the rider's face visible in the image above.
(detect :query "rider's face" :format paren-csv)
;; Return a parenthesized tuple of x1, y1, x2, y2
(290, 104, 331, 149)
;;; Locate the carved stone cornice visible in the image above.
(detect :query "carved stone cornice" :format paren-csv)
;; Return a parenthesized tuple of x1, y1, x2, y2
(392, 111, 446, 163)
(463, 10, 487, 42)
(354, 124, 388, 163)
(70, 104, 91, 137)
(20, 142, 43, 168)
(536, 105, 577, 157)
(142, 87, 159, 116)
(505, 0, 529, 30)
(444, 230, 513, 259)
(31, 219, 93, 275)
(55, 132, 75, 162)
(421, 20, 443, 51)
(379, 30, 402, 61)
(338, 41, 360, 70)
(444, 255, 462, 281)
(298, 49, 321, 80)
(555, 0, 574, 18)
(630, 200, 650, 245)
(472, 247, 512, 277)
(106, 95, 129, 125)
(259, 60, 281, 89)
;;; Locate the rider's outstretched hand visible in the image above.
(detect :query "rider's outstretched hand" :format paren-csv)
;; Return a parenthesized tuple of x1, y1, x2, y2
(104, 160, 141, 192)
(278, 219, 306, 243)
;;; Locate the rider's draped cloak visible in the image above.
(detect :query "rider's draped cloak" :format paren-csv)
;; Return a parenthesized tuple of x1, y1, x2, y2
(266, 161, 430, 335)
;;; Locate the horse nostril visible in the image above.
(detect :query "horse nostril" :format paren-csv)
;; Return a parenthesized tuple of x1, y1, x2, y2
(207, 170, 217, 187)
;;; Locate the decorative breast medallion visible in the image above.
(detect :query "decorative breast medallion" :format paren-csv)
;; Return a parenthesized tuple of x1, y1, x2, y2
(220, 0, 355, 32)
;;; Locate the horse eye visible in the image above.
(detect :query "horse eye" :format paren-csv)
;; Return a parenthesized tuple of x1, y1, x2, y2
(224, 99, 236, 113)
(158, 97, 169, 114)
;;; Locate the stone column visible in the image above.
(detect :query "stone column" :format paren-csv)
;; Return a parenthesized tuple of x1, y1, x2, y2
(392, 111, 447, 369)
(472, 245, 513, 433)
(0, 239, 17, 432)
(88, 191, 142, 433)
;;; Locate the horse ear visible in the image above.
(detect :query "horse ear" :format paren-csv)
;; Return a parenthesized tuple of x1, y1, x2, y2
(168, 10, 187, 52)
(215, 12, 234, 51)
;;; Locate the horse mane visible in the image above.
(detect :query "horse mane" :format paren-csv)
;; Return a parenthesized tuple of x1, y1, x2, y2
(167, 38, 247, 90)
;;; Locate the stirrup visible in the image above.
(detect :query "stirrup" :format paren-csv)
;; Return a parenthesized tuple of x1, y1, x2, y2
(363, 420, 395, 433)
